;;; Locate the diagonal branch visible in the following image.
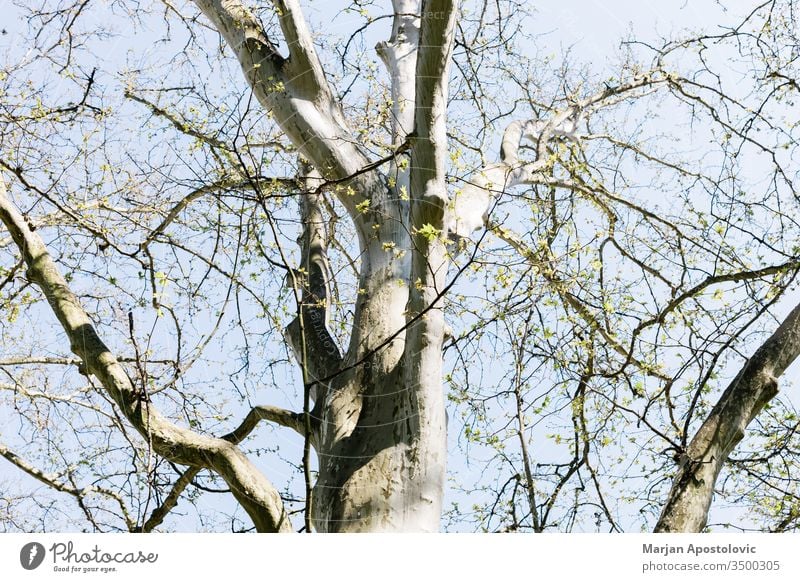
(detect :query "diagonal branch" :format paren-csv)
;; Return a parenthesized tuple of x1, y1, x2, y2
(137, 467, 201, 532)
(124, 90, 231, 151)
(139, 399, 304, 533)
(655, 299, 800, 532)
(0, 175, 292, 532)
(191, 0, 380, 221)
(140, 176, 298, 250)
(272, 0, 335, 104)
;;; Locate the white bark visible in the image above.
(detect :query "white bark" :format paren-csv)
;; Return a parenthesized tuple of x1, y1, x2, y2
(401, 0, 459, 530)
(450, 115, 567, 237)
(451, 75, 663, 238)
(376, 0, 421, 145)
(499, 115, 582, 165)
(191, 0, 381, 228)
(188, 0, 459, 533)
(375, 0, 419, 250)
(311, 0, 459, 532)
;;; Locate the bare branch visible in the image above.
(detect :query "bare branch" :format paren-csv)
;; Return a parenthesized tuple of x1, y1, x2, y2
(0, 441, 136, 530)
(137, 467, 201, 533)
(223, 405, 305, 443)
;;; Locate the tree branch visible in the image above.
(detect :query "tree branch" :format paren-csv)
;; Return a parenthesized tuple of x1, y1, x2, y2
(410, 0, 458, 230)
(0, 175, 292, 533)
(140, 176, 298, 250)
(0, 356, 175, 366)
(223, 405, 306, 443)
(272, 0, 333, 104)
(284, 166, 343, 406)
(655, 300, 800, 532)
(450, 73, 668, 238)
(376, 0, 421, 145)
(141, 397, 308, 533)
(137, 467, 201, 532)
(0, 441, 136, 530)
(489, 221, 671, 383)
(191, 0, 379, 220)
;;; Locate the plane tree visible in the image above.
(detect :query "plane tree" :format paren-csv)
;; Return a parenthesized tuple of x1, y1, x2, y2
(0, 0, 799, 532)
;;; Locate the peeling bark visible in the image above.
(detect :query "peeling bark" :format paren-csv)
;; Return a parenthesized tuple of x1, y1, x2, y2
(285, 166, 343, 405)
(312, 0, 458, 532)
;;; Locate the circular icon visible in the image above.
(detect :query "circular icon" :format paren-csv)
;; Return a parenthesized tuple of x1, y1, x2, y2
(20, 542, 46, 570)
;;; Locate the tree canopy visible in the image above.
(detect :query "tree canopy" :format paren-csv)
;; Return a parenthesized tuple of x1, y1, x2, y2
(1, 0, 799, 532)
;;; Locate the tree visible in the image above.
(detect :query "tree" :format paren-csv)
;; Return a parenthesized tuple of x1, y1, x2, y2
(0, 0, 799, 533)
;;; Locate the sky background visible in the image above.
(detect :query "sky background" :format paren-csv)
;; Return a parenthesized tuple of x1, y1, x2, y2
(1, 0, 798, 533)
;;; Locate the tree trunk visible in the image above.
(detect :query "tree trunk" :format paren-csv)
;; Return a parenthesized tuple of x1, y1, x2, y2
(189, 0, 458, 532)
(310, 0, 456, 533)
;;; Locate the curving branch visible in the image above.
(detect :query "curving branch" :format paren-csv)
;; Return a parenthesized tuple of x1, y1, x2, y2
(451, 73, 667, 238)
(223, 404, 306, 443)
(0, 175, 291, 532)
(499, 114, 582, 165)
(139, 401, 305, 532)
(140, 176, 298, 250)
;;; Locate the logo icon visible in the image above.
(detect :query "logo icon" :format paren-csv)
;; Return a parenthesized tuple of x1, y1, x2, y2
(20, 542, 46, 570)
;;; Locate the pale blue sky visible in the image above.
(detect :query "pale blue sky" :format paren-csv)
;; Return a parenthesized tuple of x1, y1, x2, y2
(0, 0, 797, 533)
